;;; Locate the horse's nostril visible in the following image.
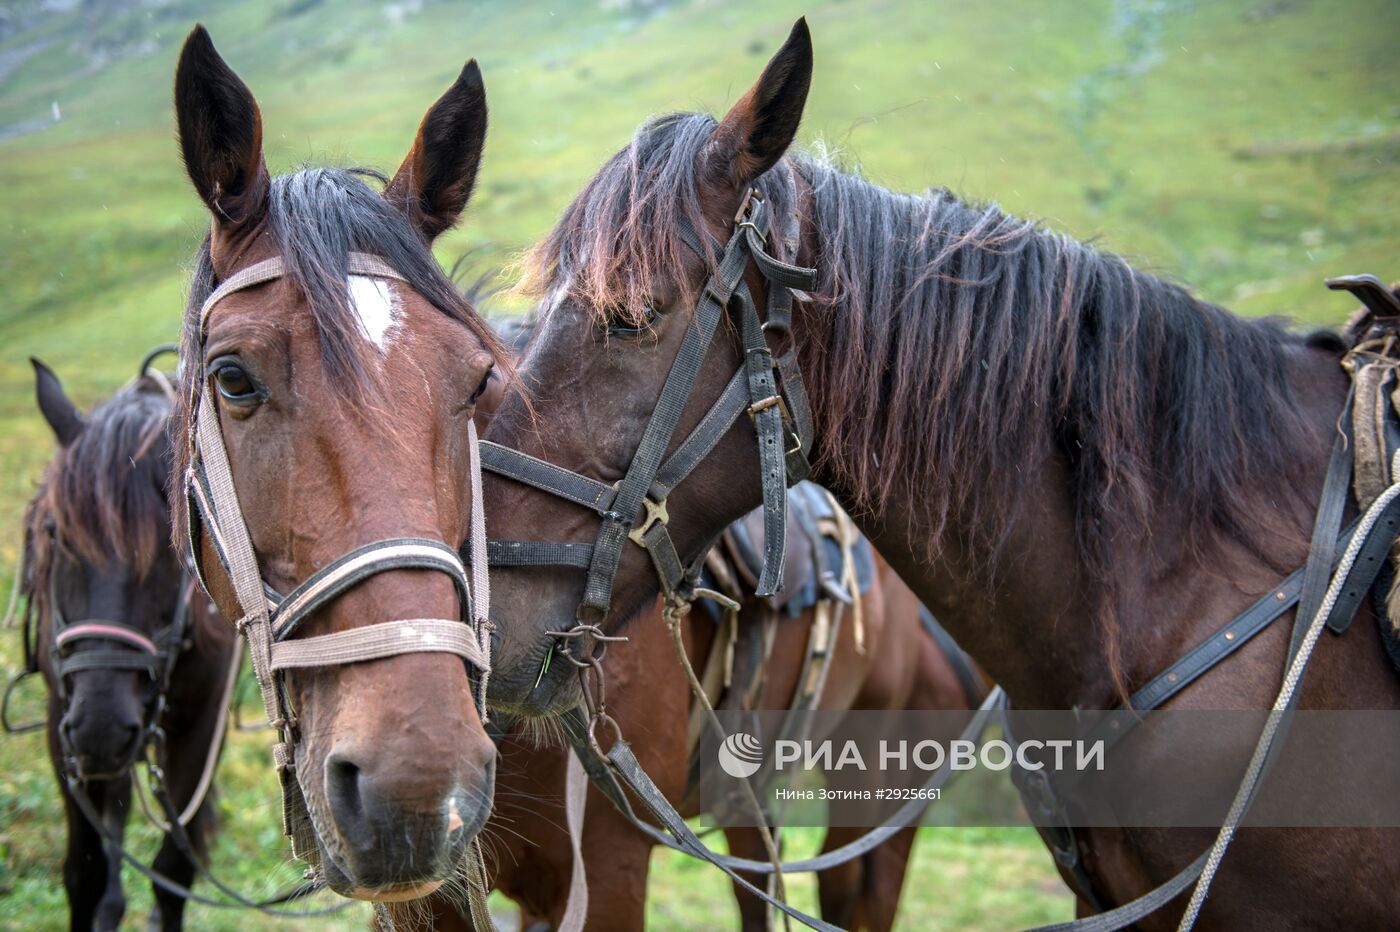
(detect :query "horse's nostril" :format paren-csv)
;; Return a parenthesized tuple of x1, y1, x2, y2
(324, 752, 366, 828)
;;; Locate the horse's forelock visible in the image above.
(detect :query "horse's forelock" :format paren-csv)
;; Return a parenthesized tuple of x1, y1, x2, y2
(32, 379, 174, 586)
(520, 113, 801, 327)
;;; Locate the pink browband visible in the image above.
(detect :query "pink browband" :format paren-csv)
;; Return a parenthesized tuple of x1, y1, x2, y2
(55, 623, 160, 656)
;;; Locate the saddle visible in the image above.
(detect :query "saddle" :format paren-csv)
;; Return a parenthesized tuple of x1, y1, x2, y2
(682, 483, 877, 805)
(1334, 273, 1400, 672)
(703, 481, 876, 620)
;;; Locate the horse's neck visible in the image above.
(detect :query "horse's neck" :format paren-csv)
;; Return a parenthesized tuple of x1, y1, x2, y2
(813, 451, 1118, 710)
(798, 304, 1349, 712)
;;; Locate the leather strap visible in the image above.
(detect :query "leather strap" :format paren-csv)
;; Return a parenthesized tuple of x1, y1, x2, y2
(481, 193, 819, 631)
(569, 688, 1004, 876)
(607, 740, 842, 932)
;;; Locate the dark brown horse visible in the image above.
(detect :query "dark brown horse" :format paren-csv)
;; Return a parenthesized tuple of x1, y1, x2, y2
(23, 359, 236, 931)
(169, 28, 505, 903)
(464, 316, 983, 929)
(477, 20, 1400, 930)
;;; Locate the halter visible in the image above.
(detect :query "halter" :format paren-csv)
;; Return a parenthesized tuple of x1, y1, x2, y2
(44, 521, 195, 753)
(183, 252, 493, 871)
(481, 190, 819, 631)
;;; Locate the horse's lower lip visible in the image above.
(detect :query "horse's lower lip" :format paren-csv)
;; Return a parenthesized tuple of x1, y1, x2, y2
(346, 878, 446, 902)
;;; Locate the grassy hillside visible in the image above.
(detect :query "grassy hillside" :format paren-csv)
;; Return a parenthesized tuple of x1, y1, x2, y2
(0, 0, 1396, 927)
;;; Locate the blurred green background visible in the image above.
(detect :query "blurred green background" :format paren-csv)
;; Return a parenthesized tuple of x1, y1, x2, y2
(0, 0, 1395, 927)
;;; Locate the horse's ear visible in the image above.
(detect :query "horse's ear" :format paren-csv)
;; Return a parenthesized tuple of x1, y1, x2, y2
(385, 60, 488, 241)
(706, 18, 813, 188)
(174, 25, 269, 229)
(31, 358, 83, 447)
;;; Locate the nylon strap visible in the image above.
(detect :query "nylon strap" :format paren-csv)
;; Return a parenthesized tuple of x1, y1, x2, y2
(269, 618, 488, 670)
(271, 539, 472, 642)
(558, 748, 590, 932)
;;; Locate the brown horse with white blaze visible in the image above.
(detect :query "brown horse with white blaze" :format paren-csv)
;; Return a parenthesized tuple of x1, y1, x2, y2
(478, 19, 1400, 931)
(169, 28, 506, 902)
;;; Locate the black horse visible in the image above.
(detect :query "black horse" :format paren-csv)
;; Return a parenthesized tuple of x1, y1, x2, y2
(20, 357, 237, 931)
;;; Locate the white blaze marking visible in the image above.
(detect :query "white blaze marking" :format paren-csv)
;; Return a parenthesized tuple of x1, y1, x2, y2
(348, 275, 400, 351)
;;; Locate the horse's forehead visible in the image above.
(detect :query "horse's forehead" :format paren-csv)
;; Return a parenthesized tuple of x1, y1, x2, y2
(348, 275, 401, 352)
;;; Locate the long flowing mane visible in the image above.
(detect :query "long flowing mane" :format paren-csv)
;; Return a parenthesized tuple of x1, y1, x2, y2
(171, 167, 510, 550)
(25, 375, 174, 614)
(524, 113, 1334, 683)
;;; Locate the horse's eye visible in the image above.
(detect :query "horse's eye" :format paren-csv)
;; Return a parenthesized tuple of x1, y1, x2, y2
(208, 357, 261, 405)
(607, 303, 659, 336)
(470, 364, 494, 404)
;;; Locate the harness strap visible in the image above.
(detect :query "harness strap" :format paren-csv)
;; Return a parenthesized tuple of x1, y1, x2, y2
(652, 369, 751, 498)
(271, 538, 473, 642)
(55, 622, 160, 656)
(1018, 427, 1392, 932)
(606, 740, 840, 932)
(1177, 458, 1400, 929)
(577, 219, 755, 619)
(482, 194, 819, 626)
(558, 749, 590, 932)
(567, 688, 1004, 876)
(1078, 518, 1361, 760)
(737, 227, 794, 596)
(269, 617, 488, 670)
(1297, 393, 1355, 644)
(63, 771, 349, 916)
(479, 442, 618, 514)
(135, 636, 241, 831)
(57, 651, 162, 676)
(486, 540, 594, 568)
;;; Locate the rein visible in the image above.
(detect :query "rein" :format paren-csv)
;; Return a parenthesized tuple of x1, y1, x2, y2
(182, 252, 493, 882)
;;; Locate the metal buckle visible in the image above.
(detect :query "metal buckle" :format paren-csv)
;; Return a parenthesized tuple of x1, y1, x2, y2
(749, 394, 802, 457)
(749, 393, 788, 420)
(733, 188, 764, 225)
(628, 496, 669, 547)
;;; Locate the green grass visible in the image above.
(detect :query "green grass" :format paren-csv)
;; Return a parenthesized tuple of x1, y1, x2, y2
(0, 0, 1396, 926)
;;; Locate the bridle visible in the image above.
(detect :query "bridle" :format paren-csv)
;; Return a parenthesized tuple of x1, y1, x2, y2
(480, 187, 819, 645)
(181, 253, 493, 873)
(478, 187, 843, 931)
(44, 520, 196, 767)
